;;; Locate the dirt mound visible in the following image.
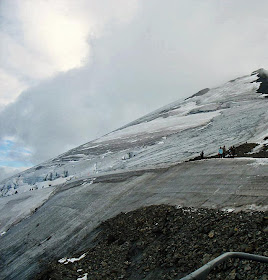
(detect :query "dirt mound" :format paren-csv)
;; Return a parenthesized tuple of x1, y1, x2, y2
(35, 205, 267, 280)
(190, 141, 268, 161)
(234, 142, 268, 158)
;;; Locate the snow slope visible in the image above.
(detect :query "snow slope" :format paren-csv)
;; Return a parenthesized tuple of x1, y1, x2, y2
(0, 69, 268, 280)
(0, 157, 267, 280)
(0, 70, 267, 231)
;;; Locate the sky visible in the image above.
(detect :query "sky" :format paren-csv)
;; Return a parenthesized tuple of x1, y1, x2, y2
(0, 0, 268, 180)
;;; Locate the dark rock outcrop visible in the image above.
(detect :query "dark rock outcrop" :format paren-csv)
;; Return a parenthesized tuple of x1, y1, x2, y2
(252, 68, 268, 94)
(185, 88, 210, 100)
(34, 205, 268, 280)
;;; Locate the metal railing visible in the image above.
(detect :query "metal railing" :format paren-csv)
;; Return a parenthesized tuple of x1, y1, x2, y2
(180, 252, 268, 280)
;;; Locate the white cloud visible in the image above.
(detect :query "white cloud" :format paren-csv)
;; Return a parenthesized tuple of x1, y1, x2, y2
(0, 0, 139, 107)
(0, 31, 55, 80)
(0, 68, 27, 106)
(0, 166, 28, 182)
(16, 0, 91, 72)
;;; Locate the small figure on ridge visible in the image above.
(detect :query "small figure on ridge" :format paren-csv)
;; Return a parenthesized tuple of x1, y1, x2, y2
(223, 145, 226, 158)
(218, 147, 223, 158)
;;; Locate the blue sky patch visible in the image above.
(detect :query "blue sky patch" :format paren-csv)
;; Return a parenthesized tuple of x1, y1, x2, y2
(0, 138, 33, 168)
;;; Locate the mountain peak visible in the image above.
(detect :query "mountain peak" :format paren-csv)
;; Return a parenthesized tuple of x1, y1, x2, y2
(252, 68, 268, 94)
(252, 68, 268, 78)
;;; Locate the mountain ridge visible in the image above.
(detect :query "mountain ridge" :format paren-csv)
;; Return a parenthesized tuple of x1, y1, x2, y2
(1, 69, 267, 195)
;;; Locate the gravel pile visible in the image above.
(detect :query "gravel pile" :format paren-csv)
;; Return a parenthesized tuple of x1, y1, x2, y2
(35, 205, 268, 280)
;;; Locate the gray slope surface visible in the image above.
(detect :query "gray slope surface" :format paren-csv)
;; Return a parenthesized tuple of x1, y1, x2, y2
(0, 158, 267, 279)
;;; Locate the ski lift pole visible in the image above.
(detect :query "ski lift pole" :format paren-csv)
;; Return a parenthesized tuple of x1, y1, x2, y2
(180, 252, 268, 280)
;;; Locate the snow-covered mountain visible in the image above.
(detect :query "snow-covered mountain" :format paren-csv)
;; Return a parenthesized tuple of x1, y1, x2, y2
(1, 69, 268, 234)
(1, 69, 267, 198)
(0, 69, 268, 280)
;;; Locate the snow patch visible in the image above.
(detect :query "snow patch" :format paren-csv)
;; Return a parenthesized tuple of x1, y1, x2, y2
(77, 273, 88, 280)
(170, 101, 197, 115)
(0, 187, 55, 233)
(244, 204, 268, 211)
(58, 253, 86, 265)
(248, 158, 268, 166)
(96, 111, 221, 142)
(1, 176, 71, 197)
(222, 208, 235, 213)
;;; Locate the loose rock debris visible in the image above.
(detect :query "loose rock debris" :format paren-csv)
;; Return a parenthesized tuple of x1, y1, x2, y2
(35, 205, 267, 280)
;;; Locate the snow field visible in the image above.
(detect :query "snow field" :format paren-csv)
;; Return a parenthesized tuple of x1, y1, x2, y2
(0, 186, 55, 233)
(0, 71, 267, 236)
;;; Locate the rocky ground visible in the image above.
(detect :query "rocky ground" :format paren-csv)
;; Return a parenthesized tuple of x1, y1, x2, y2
(35, 205, 267, 280)
(190, 141, 268, 161)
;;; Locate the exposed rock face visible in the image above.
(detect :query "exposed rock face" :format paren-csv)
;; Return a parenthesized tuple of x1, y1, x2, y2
(34, 205, 268, 280)
(185, 88, 210, 100)
(189, 142, 268, 161)
(252, 68, 268, 94)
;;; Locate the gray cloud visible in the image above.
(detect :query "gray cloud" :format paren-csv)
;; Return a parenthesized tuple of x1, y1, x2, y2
(1, 0, 268, 165)
(0, 166, 27, 181)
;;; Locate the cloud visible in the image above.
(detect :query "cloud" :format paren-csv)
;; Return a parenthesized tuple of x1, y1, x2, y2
(15, 0, 91, 72)
(1, 0, 268, 166)
(0, 138, 32, 167)
(0, 0, 140, 164)
(0, 68, 27, 106)
(0, 0, 139, 105)
(0, 166, 28, 182)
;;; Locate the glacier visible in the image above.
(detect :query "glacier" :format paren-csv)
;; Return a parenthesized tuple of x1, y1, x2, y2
(0, 70, 267, 279)
(1, 71, 267, 199)
(0, 70, 267, 232)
